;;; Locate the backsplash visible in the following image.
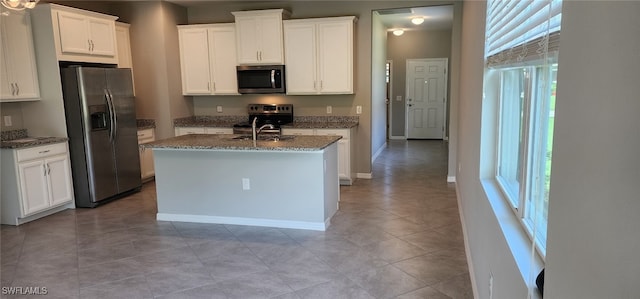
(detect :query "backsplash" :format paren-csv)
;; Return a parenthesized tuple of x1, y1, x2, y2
(1, 129, 28, 141)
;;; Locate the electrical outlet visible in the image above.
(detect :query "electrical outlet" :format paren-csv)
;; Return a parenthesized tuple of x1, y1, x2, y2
(242, 178, 250, 190)
(396, 95, 403, 101)
(356, 105, 362, 114)
(326, 105, 332, 114)
(4, 116, 12, 126)
(216, 106, 223, 113)
(489, 272, 494, 299)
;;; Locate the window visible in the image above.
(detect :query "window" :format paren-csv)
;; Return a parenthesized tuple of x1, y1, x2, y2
(485, 0, 561, 256)
(495, 64, 557, 254)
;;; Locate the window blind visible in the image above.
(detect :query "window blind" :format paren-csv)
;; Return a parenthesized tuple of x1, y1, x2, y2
(485, 0, 562, 67)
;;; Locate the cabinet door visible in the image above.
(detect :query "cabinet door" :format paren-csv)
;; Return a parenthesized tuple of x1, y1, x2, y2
(18, 160, 50, 216)
(46, 155, 74, 207)
(317, 20, 353, 94)
(57, 11, 91, 55)
(141, 147, 155, 179)
(284, 22, 317, 94)
(0, 40, 12, 99)
(115, 23, 133, 68)
(179, 27, 213, 95)
(209, 26, 239, 95)
(0, 11, 39, 101)
(257, 15, 284, 64)
(235, 17, 260, 64)
(336, 139, 349, 180)
(88, 17, 116, 56)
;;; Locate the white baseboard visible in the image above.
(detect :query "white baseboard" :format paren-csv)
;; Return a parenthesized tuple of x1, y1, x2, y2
(371, 142, 387, 162)
(455, 187, 480, 299)
(157, 213, 329, 231)
(357, 173, 372, 179)
(447, 175, 456, 183)
(389, 135, 406, 140)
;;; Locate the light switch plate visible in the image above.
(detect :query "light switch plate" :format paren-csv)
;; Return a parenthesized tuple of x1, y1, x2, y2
(242, 178, 250, 190)
(356, 106, 362, 114)
(216, 106, 223, 113)
(4, 116, 12, 126)
(326, 106, 332, 114)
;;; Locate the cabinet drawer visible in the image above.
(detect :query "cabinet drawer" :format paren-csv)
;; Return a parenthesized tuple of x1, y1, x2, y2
(206, 128, 233, 134)
(177, 127, 206, 135)
(137, 128, 155, 141)
(315, 129, 349, 138)
(16, 143, 67, 162)
(282, 128, 314, 136)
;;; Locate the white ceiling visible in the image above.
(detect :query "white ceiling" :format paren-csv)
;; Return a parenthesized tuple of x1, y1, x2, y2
(375, 5, 454, 32)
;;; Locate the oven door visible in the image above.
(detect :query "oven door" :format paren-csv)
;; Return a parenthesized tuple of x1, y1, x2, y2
(237, 65, 285, 94)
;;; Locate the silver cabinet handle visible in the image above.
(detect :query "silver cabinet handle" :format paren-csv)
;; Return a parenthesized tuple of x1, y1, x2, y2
(259, 51, 262, 61)
(90, 40, 95, 51)
(256, 51, 259, 61)
(47, 164, 51, 175)
(15, 83, 19, 95)
(88, 39, 91, 51)
(10, 83, 15, 95)
(43, 164, 47, 176)
(38, 150, 50, 154)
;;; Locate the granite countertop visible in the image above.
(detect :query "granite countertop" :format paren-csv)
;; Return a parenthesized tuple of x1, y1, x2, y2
(174, 115, 359, 129)
(137, 119, 156, 130)
(174, 116, 246, 128)
(142, 134, 342, 152)
(282, 121, 359, 129)
(1, 137, 69, 149)
(1, 129, 68, 149)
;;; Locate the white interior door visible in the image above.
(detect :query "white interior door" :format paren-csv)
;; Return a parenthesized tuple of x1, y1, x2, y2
(406, 58, 447, 139)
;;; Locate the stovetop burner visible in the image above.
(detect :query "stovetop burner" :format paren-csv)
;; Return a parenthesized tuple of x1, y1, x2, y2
(233, 104, 293, 134)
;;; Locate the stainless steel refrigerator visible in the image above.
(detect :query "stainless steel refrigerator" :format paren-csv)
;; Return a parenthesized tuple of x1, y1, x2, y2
(61, 66, 141, 208)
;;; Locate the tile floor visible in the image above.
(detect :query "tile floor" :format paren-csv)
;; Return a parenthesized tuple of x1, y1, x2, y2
(1, 140, 472, 299)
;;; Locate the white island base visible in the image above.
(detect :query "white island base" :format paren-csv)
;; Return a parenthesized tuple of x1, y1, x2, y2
(153, 143, 339, 231)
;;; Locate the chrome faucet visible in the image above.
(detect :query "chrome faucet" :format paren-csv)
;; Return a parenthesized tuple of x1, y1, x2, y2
(252, 117, 275, 141)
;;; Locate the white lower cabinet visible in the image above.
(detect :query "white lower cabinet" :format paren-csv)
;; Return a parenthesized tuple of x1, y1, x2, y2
(1, 142, 74, 225)
(282, 127, 355, 185)
(137, 128, 155, 181)
(175, 127, 233, 136)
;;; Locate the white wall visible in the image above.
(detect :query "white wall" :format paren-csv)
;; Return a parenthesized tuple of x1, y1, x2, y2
(544, 2, 640, 298)
(370, 12, 387, 160)
(456, 1, 640, 298)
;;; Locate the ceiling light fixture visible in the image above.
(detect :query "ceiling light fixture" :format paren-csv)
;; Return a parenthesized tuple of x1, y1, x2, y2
(411, 17, 425, 25)
(392, 29, 404, 36)
(1, 0, 38, 11)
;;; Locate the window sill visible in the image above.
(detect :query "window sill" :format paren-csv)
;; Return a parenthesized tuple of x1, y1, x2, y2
(480, 178, 545, 296)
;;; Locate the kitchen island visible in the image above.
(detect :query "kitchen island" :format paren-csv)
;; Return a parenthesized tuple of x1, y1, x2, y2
(142, 134, 341, 231)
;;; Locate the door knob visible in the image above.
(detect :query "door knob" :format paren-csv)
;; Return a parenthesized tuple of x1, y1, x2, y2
(408, 104, 413, 107)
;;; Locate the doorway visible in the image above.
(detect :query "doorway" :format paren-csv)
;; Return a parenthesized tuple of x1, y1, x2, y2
(405, 58, 448, 139)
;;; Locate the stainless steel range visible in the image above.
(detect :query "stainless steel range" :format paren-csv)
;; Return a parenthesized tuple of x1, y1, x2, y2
(233, 104, 293, 135)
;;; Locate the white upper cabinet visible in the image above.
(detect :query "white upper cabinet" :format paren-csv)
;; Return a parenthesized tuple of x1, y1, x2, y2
(115, 22, 133, 69)
(47, 4, 118, 64)
(178, 24, 239, 95)
(284, 16, 355, 95)
(232, 9, 289, 65)
(0, 11, 40, 102)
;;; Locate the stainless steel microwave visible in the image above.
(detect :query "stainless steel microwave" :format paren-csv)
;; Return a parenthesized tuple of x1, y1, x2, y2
(236, 65, 286, 94)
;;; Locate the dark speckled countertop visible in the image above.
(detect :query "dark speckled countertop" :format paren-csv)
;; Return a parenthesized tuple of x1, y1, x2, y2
(142, 134, 341, 152)
(174, 115, 359, 129)
(1, 129, 68, 149)
(137, 119, 156, 130)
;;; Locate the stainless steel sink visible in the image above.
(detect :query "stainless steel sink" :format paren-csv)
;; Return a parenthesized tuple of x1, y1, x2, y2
(232, 135, 295, 141)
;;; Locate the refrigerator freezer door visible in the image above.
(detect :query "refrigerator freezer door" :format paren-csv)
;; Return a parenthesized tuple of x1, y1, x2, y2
(66, 67, 119, 203)
(105, 68, 141, 193)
